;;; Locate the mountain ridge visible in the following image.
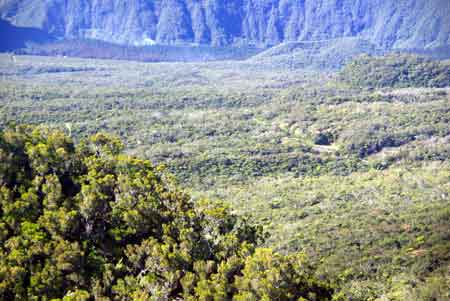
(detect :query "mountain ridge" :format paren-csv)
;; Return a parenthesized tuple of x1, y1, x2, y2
(1, 0, 449, 50)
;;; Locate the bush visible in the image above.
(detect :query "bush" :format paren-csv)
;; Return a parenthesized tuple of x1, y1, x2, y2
(0, 125, 333, 300)
(340, 54, 450, 88)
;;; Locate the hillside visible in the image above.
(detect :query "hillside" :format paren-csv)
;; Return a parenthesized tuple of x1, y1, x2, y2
(248, 38, 385, 70)
(0, 0, 449, 50)
(0, 18, 52, 51)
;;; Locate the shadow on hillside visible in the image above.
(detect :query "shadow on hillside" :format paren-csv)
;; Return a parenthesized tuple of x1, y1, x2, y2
(0, 19, 54, 52)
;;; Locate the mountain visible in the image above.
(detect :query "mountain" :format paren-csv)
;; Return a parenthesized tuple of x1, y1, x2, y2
(1, 0, 449, 50)
(0, 18, 52, 51)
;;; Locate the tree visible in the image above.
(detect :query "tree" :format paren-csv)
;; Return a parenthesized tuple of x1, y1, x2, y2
(0, 125, 333, 300)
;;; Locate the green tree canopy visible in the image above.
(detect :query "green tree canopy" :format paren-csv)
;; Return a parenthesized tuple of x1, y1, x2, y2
(0, 125, 332, 300)
(340, 54, 450, 88)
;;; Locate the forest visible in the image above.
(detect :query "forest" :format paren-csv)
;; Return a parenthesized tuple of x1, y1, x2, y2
(0, 125, 333, 300)
(0, 53, 450, 300)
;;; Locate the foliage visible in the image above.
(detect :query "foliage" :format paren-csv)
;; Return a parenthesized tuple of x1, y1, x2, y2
(0, 125, 332, 300)
(200, 163, 450, 300)
(18, 39, 260, 63)
(340, 54, 450, 88)
(1, 54, 450, 300)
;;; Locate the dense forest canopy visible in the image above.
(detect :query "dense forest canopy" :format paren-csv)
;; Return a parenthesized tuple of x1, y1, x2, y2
(0, 125, 333, 300)
(340, 54, 450, 88)
(1, 53, 450, 299)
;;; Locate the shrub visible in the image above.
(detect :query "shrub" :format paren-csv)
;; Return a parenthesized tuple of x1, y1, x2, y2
(0, 125, 333, 300)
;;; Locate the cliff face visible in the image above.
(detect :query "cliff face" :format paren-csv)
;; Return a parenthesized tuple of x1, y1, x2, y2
(1, 0, 449, 49)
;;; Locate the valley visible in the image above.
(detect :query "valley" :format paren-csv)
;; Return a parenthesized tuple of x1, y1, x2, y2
(1, 53, 449, 299)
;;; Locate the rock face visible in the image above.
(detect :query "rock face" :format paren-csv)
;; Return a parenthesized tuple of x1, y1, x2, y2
(1, 0, 449, 49)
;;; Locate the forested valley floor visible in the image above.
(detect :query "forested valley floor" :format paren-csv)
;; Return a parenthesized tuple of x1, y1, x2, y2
(1, 54, 449, 300)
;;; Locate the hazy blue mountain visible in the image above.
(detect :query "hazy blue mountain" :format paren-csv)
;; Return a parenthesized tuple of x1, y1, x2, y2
(1, 0, 449, 50)
(0, 18, 52, 51)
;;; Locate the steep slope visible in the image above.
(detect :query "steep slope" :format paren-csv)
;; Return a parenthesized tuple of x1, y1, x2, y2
(0, 0, 449, 50)
(0, 18, 52, 51)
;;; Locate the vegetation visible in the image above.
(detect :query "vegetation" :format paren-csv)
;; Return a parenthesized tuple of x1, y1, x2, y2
(18, 40, 261, 62)
(250, 38, 384, 70)
(340, 54, 450, 88)
(0, 53, 449, 299)
(0, 125, 332, 300)
(200, 163, 450, 300)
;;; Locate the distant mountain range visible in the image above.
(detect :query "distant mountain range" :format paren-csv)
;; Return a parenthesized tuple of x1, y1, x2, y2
(1, 0, 449, 51)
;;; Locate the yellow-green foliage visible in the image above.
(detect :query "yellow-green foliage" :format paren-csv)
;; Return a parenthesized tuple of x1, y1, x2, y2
(200, 163, 450, 299)
(1, 54, 450, 300)
(0, 125, 332, 300)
